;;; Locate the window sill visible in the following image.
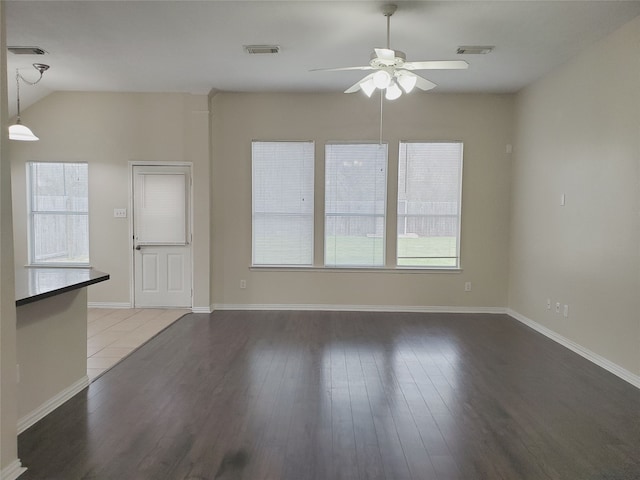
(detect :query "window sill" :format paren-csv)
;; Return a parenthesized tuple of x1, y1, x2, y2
(250, 266, 462, 274)
(26, 264, 92, 269)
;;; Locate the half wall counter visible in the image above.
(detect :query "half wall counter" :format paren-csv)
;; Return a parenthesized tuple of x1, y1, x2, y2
(15, 267, 109, 433)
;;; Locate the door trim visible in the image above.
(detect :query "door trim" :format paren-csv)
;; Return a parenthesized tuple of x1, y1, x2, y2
(129, 161, 194, 308)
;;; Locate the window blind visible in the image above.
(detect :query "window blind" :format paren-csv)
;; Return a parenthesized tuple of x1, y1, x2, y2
(397, 142, 463, 268)
(28, 162, 89, 264)
(252, 141, 315, 266)
(325, 143, 387, 267)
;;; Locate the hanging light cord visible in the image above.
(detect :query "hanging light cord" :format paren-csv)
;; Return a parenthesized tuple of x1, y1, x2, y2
(17, 68, 46, 86)
(15, 70, 22, 122)
(14, 64, 49, 122)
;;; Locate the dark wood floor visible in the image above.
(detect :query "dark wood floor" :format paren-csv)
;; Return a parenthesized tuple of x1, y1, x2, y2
(18, 311, 640, 479)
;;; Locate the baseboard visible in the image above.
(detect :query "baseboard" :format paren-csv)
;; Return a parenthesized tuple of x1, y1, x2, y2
(0, 460, 26, 480)
(212, 303, 507, 314)
(507, 309, 640, 389)
(18, 376, 90, 434)
(191, 306, 213, 314)
(88, 302, 133, 309)
(90, 303, 210, 312)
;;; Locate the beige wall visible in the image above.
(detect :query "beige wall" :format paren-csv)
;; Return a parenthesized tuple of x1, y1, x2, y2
(16, 289, 87, 420)
(10, 92, 211, 310)
(509, 17, 640, 375)
(211, 92, 513, 308)
(1, 1, 24, 474)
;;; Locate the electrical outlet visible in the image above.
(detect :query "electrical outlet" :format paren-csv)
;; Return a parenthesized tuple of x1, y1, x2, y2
(546, 298, 551, 310)
(555, 302, 561, 314)
(113, 208, 127, 218)
(240, 279, 246, 289)
(464, 282, 472, 292)
(563, 305, 569, 318)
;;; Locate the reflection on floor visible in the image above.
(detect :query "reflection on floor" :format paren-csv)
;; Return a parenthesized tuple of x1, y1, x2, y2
(87, 308, 189, 381)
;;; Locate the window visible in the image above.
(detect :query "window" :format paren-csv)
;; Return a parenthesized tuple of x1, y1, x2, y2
(397, 142, 463, 268)
(252, 141, 314, 266)
(28, 162, 89, 265)
(325, 143, 387, 267)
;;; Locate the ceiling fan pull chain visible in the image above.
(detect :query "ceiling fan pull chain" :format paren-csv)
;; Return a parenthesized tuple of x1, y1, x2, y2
(379, 89, 384, 145)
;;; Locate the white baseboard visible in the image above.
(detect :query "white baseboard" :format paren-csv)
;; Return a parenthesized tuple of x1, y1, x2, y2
(507, 309, 640, 389)
(90, 303, 211, 312)
(0, 460, 26, 480)
(88, 302, 133, 309)
(18, 376, 90, 434)
(212, 303, 507, 314)
(191, 306, 213, 314)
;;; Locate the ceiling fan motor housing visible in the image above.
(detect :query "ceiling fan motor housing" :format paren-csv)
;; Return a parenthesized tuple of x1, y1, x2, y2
(370, 49, 406, 68)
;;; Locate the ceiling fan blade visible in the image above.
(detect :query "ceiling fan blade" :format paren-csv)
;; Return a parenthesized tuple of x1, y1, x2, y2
(310, 65, 374, 72)
(403, 60, 469, 70)
(344, 73, 375, 94)
(413, 73, 437, 91)
(374, 48, 395, 61)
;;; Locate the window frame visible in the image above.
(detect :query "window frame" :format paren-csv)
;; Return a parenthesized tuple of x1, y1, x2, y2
(251, 140, 315, 267)
(324, 142, 388, 268)
(396, 141, 463, 269)
(27, 161, 90, 267)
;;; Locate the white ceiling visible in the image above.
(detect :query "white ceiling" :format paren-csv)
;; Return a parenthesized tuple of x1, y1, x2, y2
(5, 1, 640, 116)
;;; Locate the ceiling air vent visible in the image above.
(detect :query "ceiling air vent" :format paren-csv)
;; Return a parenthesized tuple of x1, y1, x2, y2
(244, 44, 280, 55)
(8, 46, 47, 55)
(456, 46, 494, 55)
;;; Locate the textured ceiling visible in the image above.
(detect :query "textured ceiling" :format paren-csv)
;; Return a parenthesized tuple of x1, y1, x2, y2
(5, 1, 640, 115)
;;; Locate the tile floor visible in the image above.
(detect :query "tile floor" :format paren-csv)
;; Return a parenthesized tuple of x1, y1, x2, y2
(87, 308, 189, 381)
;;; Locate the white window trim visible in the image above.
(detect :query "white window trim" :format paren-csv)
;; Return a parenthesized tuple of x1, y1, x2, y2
(251, 140, 315, 267)
(324, 142, 388, 268)
(396, 141, 463, 269)
(27, 161, 90, 267)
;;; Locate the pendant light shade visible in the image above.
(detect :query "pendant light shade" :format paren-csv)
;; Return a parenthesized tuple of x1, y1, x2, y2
(9, 63, 49, 142)
(9, 123, 39, 141)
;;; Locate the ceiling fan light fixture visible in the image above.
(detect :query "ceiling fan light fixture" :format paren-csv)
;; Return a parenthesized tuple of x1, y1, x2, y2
(373, 70, 391, 89)
(385, 81, 402, 100)
(397, 72, 417, 93)
(360, 78, 376, 97)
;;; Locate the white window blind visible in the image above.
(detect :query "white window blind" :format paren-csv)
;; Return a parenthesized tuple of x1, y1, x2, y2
(28, 162, 89, 265)
(325, 143, 387, 267)
(136, 173, 187, 244)
(397, 142, 463, 268)
(252, 141, 314, 266)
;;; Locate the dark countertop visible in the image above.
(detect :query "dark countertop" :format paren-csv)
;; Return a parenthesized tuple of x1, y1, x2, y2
(15, 267, 110, 306)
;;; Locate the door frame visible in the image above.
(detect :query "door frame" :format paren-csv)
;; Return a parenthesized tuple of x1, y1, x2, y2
(128, 161, 194, 308)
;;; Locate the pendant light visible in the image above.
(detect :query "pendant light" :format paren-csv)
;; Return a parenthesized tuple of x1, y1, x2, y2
(9, 63, 50, 142)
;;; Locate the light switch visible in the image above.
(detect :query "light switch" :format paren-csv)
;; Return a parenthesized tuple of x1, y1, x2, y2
(113, 208, 127, 218)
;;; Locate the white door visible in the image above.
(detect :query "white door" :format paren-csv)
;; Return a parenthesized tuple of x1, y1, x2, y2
(133, 165, 192, 308)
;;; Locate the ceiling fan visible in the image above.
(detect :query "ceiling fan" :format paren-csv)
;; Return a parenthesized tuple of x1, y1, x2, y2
(313, 4, 468, 100)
